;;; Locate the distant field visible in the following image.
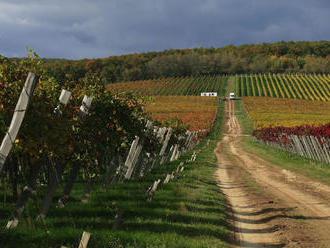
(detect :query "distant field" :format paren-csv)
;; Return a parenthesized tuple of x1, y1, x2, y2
(107, 75, 227, 96)
(145, 96, 218, 132)
(236, 74, 330, 101)
(243, 97, 330, 129)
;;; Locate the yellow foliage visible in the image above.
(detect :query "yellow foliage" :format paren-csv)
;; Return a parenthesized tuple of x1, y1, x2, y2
(243, 97, 330, 129)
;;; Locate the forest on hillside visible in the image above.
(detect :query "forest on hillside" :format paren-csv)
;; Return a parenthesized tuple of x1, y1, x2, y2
(5, 41, 330, 85)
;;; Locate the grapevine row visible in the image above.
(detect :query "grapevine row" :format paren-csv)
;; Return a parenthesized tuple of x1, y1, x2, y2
(107, 75, 228, 96)
(235, 73, 330, 101)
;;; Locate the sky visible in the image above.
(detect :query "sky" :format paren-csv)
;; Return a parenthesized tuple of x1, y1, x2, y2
(0, 0, 329, 59)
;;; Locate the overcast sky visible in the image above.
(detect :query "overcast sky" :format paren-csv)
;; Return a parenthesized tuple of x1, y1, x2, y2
(0, 0, 329, 59)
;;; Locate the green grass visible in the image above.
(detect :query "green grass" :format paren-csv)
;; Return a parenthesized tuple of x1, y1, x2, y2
(234, 98, 330, 185)
(0, 94, 230, 247)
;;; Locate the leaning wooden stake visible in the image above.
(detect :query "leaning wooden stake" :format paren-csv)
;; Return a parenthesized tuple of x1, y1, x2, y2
(146, 179, 161, 201)
(6, 89, 72, 228)
(78, 231, 91, 248)
(163, 174, 171, 184)
(159, 128, 173, 165)
(0, 72, 38, 174)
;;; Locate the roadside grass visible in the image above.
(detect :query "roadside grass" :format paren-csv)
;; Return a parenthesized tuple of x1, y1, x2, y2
(234, 99, 330, 185)
(0, 96, 229, 247)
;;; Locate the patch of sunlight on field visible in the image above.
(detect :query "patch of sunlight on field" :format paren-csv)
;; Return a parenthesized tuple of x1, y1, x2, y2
(145, 96, 218, 131)
(243, 97, 330, 129)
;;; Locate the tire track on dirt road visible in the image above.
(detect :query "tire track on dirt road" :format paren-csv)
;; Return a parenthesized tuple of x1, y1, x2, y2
(216, 99, 330, 247)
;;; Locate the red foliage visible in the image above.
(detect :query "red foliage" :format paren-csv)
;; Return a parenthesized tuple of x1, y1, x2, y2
(253, 123, 330, 146)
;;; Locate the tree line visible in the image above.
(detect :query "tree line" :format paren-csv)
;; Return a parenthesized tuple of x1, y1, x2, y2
(9, 41, 330, 85)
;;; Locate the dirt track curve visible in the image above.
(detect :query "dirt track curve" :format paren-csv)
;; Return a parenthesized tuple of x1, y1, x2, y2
(215, 100, 330, 248)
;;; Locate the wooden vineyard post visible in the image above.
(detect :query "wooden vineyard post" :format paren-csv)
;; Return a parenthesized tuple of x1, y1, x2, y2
(307, 136, 321, 162)
(183, 131, 193, 152)
(163, 145, 174, 164)
(320, 137, 330, 164)
(141, 127, 167, 173)
(300, 136, 313, 160)
(79, 95, 93, 117)
(116, 136, 140, 181)
(6, 89, 72, 228)
(124, 121, 153, 180)
(146, 179, 161, 201)
(134, 123, 161, 177)
(157, 127, 167, 143)
(316, 137, 327, 162)
(308, 136, 329, 164)
(163, 174, 171, 184)
(0, 72, 38, 174)
(78, 231, 91, 248)
(61, 231, 91, 248)
(187, 132, 197, 150)
(293, 135, 304, 156)
(291, 135, 306, 157)
(287, 135, 330, 164)
(54, 89, 72, 114)
(124, 138, 144, 180)
(112, 121, 153, 181)
(159, 128, 173, 165)
(170, 144, 179, 162)
(306, 136, 318, 161)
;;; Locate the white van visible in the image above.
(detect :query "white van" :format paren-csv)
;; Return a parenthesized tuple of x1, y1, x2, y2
(229, 92, 235, 100)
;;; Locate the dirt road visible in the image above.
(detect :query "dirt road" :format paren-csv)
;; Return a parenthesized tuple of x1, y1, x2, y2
(215, 100, 330, 247)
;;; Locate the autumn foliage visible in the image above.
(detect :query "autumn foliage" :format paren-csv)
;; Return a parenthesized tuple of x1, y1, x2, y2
(107, 75, 226, 96)
(243, 97, 330, 129)
(145, 96, 218, 133)
(253, 123, 330, 146)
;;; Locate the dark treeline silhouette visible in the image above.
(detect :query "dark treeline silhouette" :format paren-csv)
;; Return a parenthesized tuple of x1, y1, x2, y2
(29, 41, 330, 84)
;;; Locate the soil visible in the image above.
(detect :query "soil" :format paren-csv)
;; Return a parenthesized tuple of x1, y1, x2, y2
(215, 100, 330, 248)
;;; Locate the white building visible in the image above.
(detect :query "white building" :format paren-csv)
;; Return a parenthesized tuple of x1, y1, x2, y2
(200, 92, 217, 97)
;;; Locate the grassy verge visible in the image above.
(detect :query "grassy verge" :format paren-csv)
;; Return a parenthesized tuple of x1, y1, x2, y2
(0, 92, 229, 247)
(234, 99, 330, 184)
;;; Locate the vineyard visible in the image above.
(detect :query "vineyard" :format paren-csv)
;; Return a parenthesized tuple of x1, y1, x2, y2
(107, 75, 227, 96)
(243, 97, 330, 129)
(0, 54, 230, 247)
(241, 95, 330, 164)
(235, 73, 330, 101)
(0, 64, 205, 241)
(1, 64, 330, 246)
(253, 124, 330, 164)
(107, 76, 226, 136)
(145, 96, 218, 133)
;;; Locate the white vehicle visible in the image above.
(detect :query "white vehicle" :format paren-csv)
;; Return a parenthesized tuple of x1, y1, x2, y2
(229, 92, 235, 100)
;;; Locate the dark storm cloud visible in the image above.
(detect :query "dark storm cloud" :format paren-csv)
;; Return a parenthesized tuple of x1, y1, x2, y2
(0, 0, 329, 59)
